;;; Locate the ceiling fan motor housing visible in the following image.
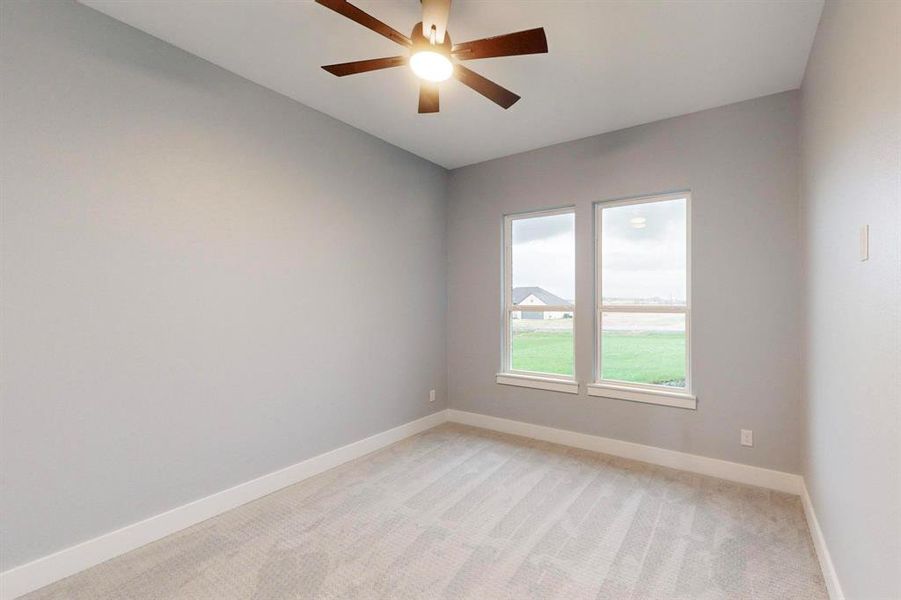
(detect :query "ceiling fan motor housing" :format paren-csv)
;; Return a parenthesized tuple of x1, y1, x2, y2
(410, 21, 451, 60)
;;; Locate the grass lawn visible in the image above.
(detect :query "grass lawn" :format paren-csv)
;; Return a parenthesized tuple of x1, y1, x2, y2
(511, 331, 575, 376)
(512, 330, 685, 386)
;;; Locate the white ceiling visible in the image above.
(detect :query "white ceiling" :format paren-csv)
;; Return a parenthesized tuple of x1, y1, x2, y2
(81, 0, 823, 169)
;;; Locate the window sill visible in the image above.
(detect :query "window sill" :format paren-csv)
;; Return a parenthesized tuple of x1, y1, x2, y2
(587, 383, 697, 409)
(496, 373, 579, 394)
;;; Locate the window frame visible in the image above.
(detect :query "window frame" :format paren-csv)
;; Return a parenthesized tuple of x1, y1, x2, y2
(498, 206, 578, 393)
(590, 192, 696, 409)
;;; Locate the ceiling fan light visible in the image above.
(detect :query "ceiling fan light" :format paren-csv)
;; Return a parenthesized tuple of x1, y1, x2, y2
(410, 51, 453, 82)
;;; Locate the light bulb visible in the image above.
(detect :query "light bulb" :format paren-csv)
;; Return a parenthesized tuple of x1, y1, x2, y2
(410, 51, 453, 82)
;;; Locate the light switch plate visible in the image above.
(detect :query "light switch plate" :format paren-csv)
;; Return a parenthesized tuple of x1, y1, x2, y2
(860, 225, 869, 261)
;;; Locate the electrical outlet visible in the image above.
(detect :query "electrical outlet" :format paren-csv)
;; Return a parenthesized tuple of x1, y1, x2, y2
(741, 429, 753, 447)
(429, 389, 436, 403)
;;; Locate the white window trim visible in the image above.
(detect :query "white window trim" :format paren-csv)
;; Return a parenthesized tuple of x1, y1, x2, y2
(594, 191, 695, 409)
(500, 206, 576, 388)
(586, 383, 696, 409)
(496, 373, 579, 394)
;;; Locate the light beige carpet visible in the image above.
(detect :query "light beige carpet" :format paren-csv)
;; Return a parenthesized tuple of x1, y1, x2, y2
(24, 423, 827, 599)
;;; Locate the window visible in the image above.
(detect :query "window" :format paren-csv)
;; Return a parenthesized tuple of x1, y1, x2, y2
(589, 192, 695, 409)
(498, 208, 578, 393)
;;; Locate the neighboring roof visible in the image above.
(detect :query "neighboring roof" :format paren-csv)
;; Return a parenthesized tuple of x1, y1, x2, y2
(512, 287, 570, 306)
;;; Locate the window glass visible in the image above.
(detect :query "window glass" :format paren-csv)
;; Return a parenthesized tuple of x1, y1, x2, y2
(600, 312, 686, 387)
(504, 209, 575, 379)
(511, 312, 574, 376)
(512, 212, 575, 305)
(601, 198, 686, 306)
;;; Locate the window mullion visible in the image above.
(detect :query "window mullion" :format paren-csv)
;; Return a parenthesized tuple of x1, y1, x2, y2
(509, 305, 574, 312)
(599, 305, 688, 313)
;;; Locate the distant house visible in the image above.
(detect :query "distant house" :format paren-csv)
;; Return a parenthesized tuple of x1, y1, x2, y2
(512, 287, 573, 320)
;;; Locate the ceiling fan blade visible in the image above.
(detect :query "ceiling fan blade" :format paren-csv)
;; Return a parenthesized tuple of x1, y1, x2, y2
(454, 65, 520, 109)
(322, 56, 407, 77)
(418, 82, 439, 113)
(452, 27, 548, 60)
(315, 0, 411, 47)
(421, 0, 451, 44)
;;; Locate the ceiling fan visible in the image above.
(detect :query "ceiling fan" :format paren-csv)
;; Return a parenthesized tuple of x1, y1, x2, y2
(315, 0, 548, 113)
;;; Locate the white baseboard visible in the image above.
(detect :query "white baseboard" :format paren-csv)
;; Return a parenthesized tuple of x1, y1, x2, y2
(0, 410, 448, 600)
(801, 483, 845, 600)
(446, 409, 803, 494)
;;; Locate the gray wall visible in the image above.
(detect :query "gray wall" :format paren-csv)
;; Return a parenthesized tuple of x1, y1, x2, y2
(447, 92, 802, 473)
(0, 1, 447, 570)
(799, 1, 901, 598)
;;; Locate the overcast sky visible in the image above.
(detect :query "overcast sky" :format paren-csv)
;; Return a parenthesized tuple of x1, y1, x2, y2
(511, 198, 686, 304)
(602, 198, 686, 303)
(512, 212, 575, 301)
